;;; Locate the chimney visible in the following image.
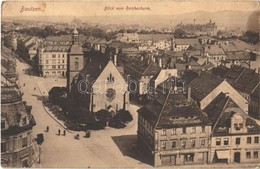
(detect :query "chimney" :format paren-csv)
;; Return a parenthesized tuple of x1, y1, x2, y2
(159, 58, 162, 68)
(141, 56, 144, 61)
(188, 86, 191, 102)
(152, 55, 155, 62)
(114, 54, 117, 67)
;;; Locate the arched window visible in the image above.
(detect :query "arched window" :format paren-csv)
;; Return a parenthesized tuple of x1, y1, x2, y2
(75, 61, 79, 69)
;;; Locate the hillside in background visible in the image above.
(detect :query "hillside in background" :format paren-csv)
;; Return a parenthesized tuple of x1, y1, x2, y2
(3, 10, 257, 30)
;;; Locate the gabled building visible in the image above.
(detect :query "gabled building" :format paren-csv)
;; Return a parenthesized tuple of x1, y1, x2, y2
(225, 51, 251, 68)
(224, 66, 260, 102)
(174, 38, 202, 52)
(148, 69, 178, 100)
(204, 93, 260, 164)
(189, 72, 248, 113)
(124, 58, 161, 101)
(137, 87, 212, 166)
(204, 45, 226, 66)
(69, 55, 129, 114)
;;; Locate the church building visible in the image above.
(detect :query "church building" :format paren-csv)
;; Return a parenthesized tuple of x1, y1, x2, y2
(67, 28, 129, 114)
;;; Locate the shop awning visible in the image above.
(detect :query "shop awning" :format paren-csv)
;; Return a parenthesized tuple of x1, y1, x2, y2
(216, 150, 230, 159)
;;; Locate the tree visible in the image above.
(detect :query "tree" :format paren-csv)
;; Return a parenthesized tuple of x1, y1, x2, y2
(94, 109, 111, 129)
(114, 109, 133, 124)
(173, 28, 186, 38)
(241, 31, 259, 44)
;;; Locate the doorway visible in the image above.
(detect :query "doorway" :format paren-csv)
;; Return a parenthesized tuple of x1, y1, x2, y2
(234, 152, 240, 163)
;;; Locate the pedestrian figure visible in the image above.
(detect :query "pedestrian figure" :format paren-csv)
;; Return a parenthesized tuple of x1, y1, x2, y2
(63, 130, 66, 136)
(34, 87, 36, 91)
(58, 129, 60, 136)
(46, 126, 49, 132)
(23, 83, 25, 87)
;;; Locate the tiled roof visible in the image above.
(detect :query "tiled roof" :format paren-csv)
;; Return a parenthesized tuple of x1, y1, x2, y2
(139, 34, 172, 42)
(1, 86, 22, 104)
(189, 72, 223, 102)
(223, 66, 245, 84)
(210, 65, 230, 78)
(221, 43, 238, 52)
(1, 86, 36, 136)
(93, 38, 107, 45)
(174, 38, 202, 49)
(233, 39, 257, 51)
(165, 50, 186, 58)
(126, 59, 161, 79)
(203, 92, 228, 124)
(232, 68, 260, 94)
(205, 45, 225, 55)
(138, 89, 211, 129)
(204, 94, 260, 135)
(226, 51, 251, 60)
(79, 55, 110, 84)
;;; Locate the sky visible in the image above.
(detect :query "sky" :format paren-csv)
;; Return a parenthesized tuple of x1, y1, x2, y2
(2, 1, 260, 18)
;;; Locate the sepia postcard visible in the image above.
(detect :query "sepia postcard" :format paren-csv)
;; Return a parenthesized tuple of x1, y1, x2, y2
(1, 0, 260, 168)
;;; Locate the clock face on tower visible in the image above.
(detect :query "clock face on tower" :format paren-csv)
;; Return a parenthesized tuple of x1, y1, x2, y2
(106, 88, 116, 100)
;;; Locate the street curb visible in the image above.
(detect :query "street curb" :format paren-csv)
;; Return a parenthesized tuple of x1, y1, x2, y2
(35, 82, 73, 133)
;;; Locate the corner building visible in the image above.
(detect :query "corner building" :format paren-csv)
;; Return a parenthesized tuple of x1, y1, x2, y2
(137, 88, 211, 166)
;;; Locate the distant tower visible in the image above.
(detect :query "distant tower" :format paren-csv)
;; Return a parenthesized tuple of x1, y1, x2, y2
(11, 31, 17, 51)
(67, 27, 84, 92)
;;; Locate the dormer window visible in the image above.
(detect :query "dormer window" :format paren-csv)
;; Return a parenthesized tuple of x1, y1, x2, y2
(21, 117, 27, 126)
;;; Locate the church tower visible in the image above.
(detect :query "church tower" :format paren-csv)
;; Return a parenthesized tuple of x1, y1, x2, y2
(67, 27, 84, 92)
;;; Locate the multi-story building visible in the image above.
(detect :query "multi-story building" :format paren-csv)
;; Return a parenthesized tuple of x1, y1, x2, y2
(1, 58, 36, 168)
(137, 87, 212, 166)
(204, 93, 260, 164)
(124, 58, 161, 101)
(38, 44, 70, 77)
(204, 45, 226, 67)
(69, 55, 129, 113)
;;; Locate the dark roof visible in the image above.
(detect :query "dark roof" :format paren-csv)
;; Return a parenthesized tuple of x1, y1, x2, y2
(1, 86, 22, 104)
(224, 66, 245, 84)
(175, 38, 202, 49)
(1, 86, 36, 136)
(203, 92, 229, 124)
(226, 51, 251, 60)
(204, 94, 260, 135)
(251, 84, 260, 97)
(210, 65, 230, 78)
(126, 59, 161, 79)
(189, 72, 223, 102)
(232, 68, 260, 94)
(79, 55, 110, 84)
(138, 89, 211, 129)
(181, 70, 199, 85)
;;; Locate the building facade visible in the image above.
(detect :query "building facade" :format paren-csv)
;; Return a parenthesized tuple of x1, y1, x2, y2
(204, 93, 260, 164)
(38, 45, 69, 77)
(1, 59, 36, 167)
(137, 87, 212, 166)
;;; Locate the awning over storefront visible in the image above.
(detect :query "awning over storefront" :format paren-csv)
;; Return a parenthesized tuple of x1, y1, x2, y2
(216, 150, 230, 159)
